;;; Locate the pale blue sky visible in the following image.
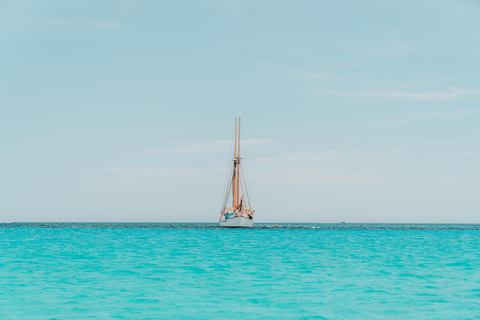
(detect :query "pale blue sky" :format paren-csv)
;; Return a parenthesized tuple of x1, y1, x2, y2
(1, 0, 479, 222)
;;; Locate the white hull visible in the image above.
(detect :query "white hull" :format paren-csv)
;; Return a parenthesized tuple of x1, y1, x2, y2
(219, 216, 254, 228)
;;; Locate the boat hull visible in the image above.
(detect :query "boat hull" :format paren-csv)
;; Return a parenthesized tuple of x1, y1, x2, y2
(219, 216, 254, 228)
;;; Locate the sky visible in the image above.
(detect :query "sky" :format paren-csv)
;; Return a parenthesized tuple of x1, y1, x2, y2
(1, 0, 480, 223)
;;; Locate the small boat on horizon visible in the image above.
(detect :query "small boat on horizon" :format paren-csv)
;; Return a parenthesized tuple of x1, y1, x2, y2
(219, 116, 255, 228)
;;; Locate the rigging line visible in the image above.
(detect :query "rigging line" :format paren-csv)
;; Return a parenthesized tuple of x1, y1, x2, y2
(221, 163, 233, 207)
(220, 162, 231, 212)
(221, 164, 234, 211)
(219, 121, 236, 212)
(221, 161, 234, 211)
(240, 123, 250, 188)
(222, 169, 232, 212)
(239, 165, 246, 205)
(241, 164, 251, 209)
(222, 130, 236, 211)
(239, 164, 246, 205)
(240, 122, 253, 209)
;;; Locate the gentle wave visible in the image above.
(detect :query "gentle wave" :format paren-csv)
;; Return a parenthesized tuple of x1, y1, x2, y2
(1, 223, 479, 318)
(2, 222, 480, 230)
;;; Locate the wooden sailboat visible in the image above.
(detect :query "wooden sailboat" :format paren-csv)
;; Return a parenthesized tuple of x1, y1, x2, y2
(219, 116, 255, 228)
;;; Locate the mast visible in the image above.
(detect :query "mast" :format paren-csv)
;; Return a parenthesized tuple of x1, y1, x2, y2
(237, 117, 241, 208)
(232, 117, 238, 209)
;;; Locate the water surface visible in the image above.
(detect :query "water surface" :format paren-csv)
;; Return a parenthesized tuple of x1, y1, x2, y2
(1, 223, 479, 319)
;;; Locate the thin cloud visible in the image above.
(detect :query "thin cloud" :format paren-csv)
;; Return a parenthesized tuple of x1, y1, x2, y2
(350, 109, 480, 128)
(253, 172, 387, 182)
(97, 168, 223, 175)
(407, 140, 464, 146)
(256, 157, 281, 164)
(261, 61, 331, 79)
(414, 176, 480, 183)
(401, 108, 480, 120)
(254, 150, 339, 164)
(386, 21, 411, 37)
(417, 51, 480, 58)
(92, 22, 122, 28)
(324, 149, 338, 154)
(362, 42, 414, 57)
(47, 20, 123, 28)
(99, 168, 194, 174)
(284, 150, 338, 162)
(163, 139, 269, 153)
(312, 86, 476, 100)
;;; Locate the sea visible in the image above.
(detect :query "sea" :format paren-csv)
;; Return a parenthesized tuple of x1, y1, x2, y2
(1, 223, 479, 319)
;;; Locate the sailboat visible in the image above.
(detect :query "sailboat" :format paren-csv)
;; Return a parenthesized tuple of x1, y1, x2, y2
(219, 116, 255, 228)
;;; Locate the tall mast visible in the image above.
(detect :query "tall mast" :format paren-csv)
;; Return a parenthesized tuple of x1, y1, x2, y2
(232, 117, 238, 209)
(237, 116, 241, 208)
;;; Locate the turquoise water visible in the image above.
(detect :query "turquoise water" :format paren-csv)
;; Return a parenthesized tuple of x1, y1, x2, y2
(1, 223, 479, 319)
